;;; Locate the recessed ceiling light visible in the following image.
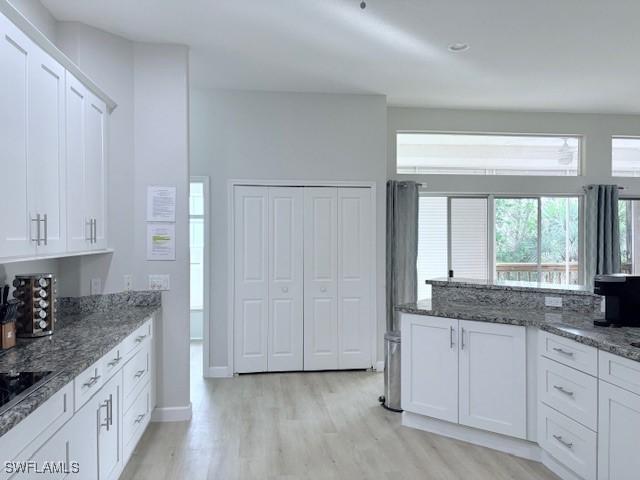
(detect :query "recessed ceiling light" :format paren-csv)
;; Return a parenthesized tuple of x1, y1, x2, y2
(448, 42, 469, 53)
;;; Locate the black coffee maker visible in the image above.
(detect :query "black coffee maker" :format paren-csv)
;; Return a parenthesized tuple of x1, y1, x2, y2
(593, 274, 640, 327)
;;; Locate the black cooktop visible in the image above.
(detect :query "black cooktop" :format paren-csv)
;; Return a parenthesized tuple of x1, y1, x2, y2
(0, 371, 60, 416)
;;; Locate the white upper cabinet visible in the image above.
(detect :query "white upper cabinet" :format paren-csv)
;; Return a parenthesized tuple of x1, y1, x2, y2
(65, 73, 107, 252)
(29, 46, 66, 254)
(0, 14, 35, 257)
(0, 11, 110, 261)
(458, 320, 527, 439)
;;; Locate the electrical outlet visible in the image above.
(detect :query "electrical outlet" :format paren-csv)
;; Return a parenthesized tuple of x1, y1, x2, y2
(90, 278, 102, 295)
(148, 274, 170, 291)
(545, 296, 563, 308)
(124, 274, 133, 291)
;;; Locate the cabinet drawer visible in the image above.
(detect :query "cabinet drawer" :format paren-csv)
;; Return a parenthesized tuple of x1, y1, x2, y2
(538, 357, 598, 431)
(0, 382, 72, 478)
(101, 343, 125, 381)
(539, 331, 598, 376)
(599, 350, 640, 396)
(73, 361, 104, 411)
(121, 319, 152, 359)
(123, 382, 150, 460)
(538, 403, 596, 480)
(123, 340, 150, 411)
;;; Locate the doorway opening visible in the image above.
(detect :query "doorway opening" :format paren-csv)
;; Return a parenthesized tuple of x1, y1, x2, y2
(189, 177, 209, 382)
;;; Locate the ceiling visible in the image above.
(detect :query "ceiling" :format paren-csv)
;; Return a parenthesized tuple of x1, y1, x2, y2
(40, 0, 640, 113)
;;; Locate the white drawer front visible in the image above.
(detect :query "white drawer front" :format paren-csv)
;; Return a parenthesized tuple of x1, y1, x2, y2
(0, 382, 72, 479)
(599, 350, 640, 396)
(539, 331, 598, 376)
(538, 403, 596, 480)
(73, 361, 104, 411)
(123, 340, 150, 411)
(538, 357, 598, 431)
(123, 382, 150, 461)
(121, 319, 152, 360)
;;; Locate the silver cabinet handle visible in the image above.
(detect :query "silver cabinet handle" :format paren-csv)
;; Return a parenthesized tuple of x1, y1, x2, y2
(108, 394, 113, 426)
(100, 399, 110, 430)
(86, 218, 93, 242)
(461, 327, 465, 350)
(31, 213, 41, 246)
(553, 434, 573, 449)
(450, 326, 454, 349)
(93, 218, 97, 243)
(134, 369, 146, 378)
(135, 334, 147, 343)
(83, 374, 101, 388)
(42, 214, 48, 246)
(552, 347, 575, 357)
(553, 385, 575, 397)
(134, 413, 146, 424)
(108, 357, 122, 367)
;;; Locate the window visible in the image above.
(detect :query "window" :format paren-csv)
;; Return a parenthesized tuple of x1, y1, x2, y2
(189, 181, 205, 340)
(612, 137, 640, 177)
(619, 199, 640, 274)
(417, 194, 582, 298)
(495, 197, 580, 285)
(397, 133, 581, 176)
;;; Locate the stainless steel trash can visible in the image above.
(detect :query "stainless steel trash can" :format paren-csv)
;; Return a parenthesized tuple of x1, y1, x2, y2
(379, 331, 402, 412)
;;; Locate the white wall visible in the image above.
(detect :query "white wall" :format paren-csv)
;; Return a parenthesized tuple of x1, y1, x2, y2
(8, 0, 56, 41)
(190, 89, 387, 370)
(388, 107, 640, 196)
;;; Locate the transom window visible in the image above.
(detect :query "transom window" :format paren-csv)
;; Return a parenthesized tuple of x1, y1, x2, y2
(397, 132, 581, 176)
(612, 137, 640, 177)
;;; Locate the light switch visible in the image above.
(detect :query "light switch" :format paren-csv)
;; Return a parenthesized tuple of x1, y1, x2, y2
(148, 274, 170, 291)
(90, 278, 102, 295)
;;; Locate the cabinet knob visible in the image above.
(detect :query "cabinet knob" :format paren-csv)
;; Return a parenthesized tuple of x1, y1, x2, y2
(281, 287, 288, 293)
(320, 287, 327, 293)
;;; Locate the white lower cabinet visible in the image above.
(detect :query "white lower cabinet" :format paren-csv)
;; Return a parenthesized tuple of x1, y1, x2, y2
(2, 319, 154, 480)
(401, 314, 526, 439)
(598, 379, 640, 480)
(458, 320, 526, 439)
(401, 315, 458, 422)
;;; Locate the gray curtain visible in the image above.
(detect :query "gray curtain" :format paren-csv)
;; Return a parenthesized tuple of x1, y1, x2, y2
(386, 180, 419, 332)
(585, 184, 621, 285)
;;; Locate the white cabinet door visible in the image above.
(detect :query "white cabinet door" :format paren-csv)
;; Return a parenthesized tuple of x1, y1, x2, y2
(304, 187, 339, 371)
(65, 73, 90, 252)
(29, 46, 66, 254)
(401, 314, 459, 422)
(458, 320, 526, 439)
(84, 91, 107, 249)
(598, 380, 640, 480)
(234, 186, 269, 373)
(337, 188, 372, 369)
(0, 15, 35, 257)
(268, 187, 303, 372)
(96, 372, 121, 480)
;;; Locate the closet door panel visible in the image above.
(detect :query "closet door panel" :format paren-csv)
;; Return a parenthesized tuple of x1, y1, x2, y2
(268, 187, 303, 371)
(304, 188, 338, 370)
(337, 188, 372, 369)
(234, 186, 269, 373)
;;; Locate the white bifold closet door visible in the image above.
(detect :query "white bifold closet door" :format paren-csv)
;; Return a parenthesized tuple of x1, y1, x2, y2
(268, 187, 304, 371)
(304, 187, 372, 371)
(234, 186, 304, 373)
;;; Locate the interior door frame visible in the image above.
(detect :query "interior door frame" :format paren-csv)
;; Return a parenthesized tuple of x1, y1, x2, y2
(190, 176, 211, 378)
(227, 179, 378, 375)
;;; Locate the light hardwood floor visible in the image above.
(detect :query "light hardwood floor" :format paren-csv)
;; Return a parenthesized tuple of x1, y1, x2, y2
(120, 343, 559, 480)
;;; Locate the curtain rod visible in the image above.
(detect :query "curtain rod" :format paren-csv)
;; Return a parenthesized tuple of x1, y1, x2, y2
(583, 185, 625, 190)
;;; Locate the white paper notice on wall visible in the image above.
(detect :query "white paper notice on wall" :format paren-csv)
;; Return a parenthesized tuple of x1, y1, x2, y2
(147, 223, 176, 261)
(147, 186, 176, 222)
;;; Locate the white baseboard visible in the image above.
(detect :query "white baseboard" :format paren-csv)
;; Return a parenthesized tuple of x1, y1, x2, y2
(374, 360, 385, 372)
(151, 403, 192, 422)
(206, 366, 233, 378)
(402, 411, 541, 462)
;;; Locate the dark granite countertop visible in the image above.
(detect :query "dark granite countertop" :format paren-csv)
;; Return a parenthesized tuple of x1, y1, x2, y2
(426, 277, 595, 296)
(397, 299, 640, 363)
(0, 292, 160, 437)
